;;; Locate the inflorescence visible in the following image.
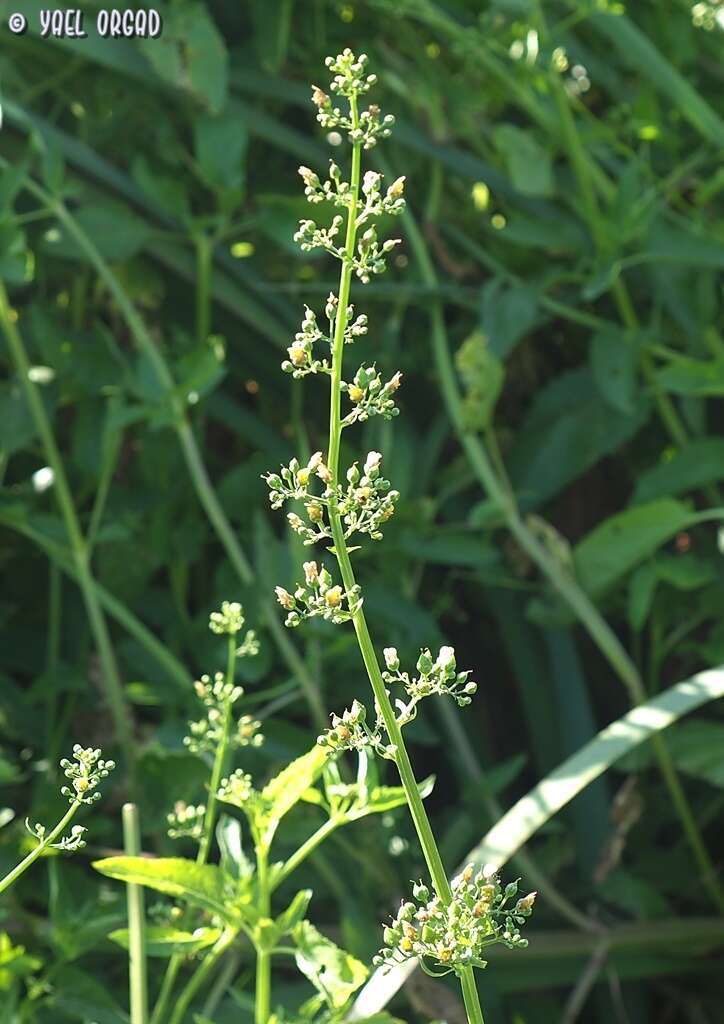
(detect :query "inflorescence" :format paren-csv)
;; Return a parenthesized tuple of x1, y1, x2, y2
(375, 865, 536, 977)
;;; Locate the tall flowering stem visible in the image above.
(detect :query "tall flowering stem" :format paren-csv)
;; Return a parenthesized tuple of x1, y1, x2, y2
(266, 51, 534, 1024)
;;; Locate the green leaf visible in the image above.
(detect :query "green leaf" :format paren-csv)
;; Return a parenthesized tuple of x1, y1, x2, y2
(293, 920, 368, 1010)
(108, 925, 220, 958)
(573, 499, 695, 596)
(193, 110, 247, 193)
(138, 2, 228, 112)
(590, 328, 638, 414)
(47, 203, 151, 263)
(350, 776, 435, 820)
(454, 331, 504, 431)
(656, 355, 724, 396)
(260, 746, 330, 832)
(493, 124, 553, 197)
(633, 440, 724, 504)
(508, 369, 649, 509)
(92, 857, 241, 925)
(0, 383, 37, 455)
(274, 889, 313, 938)
(480, 278, 538, 361)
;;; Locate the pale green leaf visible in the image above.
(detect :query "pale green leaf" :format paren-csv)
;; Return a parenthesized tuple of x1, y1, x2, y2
(261, 746, 330, 828)
(293, 920, 368, 1010)
(108, 925, 220, 958)
(92, 856, 240, 925)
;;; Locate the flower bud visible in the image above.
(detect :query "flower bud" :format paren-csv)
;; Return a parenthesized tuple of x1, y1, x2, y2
(324, 586, 343, 608)
(297, 467, 310, 486)
(387, 175, 406, 198)
(516, 892, 537, 913)
(349, 385, 365, 403)
(303, 561, 319, 584)
(416, 650, 433, 675)
(383, 647, 400, 671)
(412, 881, 430, 902)
(275, 587, 295, 610)
(363, 451, 382, 476)
(306, 502, 324, 523)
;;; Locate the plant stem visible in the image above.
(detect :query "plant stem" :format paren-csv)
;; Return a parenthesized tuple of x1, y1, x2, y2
(198, 636, 237, 865)
(0, 282, 134, 781)
(151, 636, 238, 1023)
(323, 101, 486, 1024)
(122, 803, 148, 1024)
(254, 847, 272, 1024)
(195, 232, 212, 345)
(167, 928, 237, 1024)
(275, 817, 341, 888)
(0, 801, 79, 895)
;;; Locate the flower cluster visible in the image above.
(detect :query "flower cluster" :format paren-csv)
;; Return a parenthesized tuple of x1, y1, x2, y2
(294, 215, 344, 257)
(209, 601, 244, 636)
(265, 453, 331, 509)
(317, 698, 393, 758)
(374, 865, 535, 976)
(184, 672, 263, 754)
(353, 224, 401, 283)
(167, 801, 206, 842)
(382, 646, 477, 725)
(26, 820, 88, 851)
(338, 452, 398, 541)
(341, 365, 402, 426)
(275, 562, 362, 628)
(298, 161, 352, 209)
(358, 170, 406, 225)
(282, 298, 368, 379)
(311, 51, 395, 148)
(60, 746, 115, 806)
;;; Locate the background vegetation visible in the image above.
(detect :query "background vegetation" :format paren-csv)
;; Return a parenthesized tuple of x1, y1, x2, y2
(2, 1, 724, 1021)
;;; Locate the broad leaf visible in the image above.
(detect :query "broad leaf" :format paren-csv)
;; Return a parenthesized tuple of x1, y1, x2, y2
(108, 925, 220, 958)
(632, 440, 724, 504)
(273, 889, 312, 938)
(93, 856, 241, 925)
(455, 331, 504, 431)
(573, 499, 695, 596)
(590, 328, 638, 414)
(493, 124, 553, 197)
(293, 920, 368, 1010)
(350, 776, 435, 820)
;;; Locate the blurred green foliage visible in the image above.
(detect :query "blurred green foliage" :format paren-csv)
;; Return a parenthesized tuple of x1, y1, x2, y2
(2, 1, 724, 1022)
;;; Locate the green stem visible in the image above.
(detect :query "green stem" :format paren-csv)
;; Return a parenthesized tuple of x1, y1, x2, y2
(122, 803, 148, 1024)
(152, 636, 237, 1023)
(323, 100, 486, 1024)
(167, 928, 237, 1024)
(275, 817, 341, 888)
(254, 847, 272, 1024)
(0, 801, 79, 895)
(0, 282, 134, 780)
(197, 636, 236, 865)
(195, 233, 212, 345)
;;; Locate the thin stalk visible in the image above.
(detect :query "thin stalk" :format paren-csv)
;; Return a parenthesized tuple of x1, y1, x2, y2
(152, 635, 238, 1023)
(254, 847, 272, 1024)
(195, 232, 212, 345)
(0, 282, 134, 779)
(122, 803, 148, 1024)
(400, 205, 724, 915)
(0, 801, 79, 895)
(275, 816, 341, 888)
(323, 101, 486, 1024)
(167, 928, 238, 1024)
(198, 636, 237, 865)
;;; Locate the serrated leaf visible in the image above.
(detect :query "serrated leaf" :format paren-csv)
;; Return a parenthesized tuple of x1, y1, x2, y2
(108, 925, 220, 958)
(261, 746, 329, 831)
(93, 856, 241, 925)
(350, 776, 434, 820)
(293, 920, 368, 1010)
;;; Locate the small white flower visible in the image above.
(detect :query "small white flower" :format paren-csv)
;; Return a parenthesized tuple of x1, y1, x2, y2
(364, 451, 382, 476)
(32, 467, 55, 493)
